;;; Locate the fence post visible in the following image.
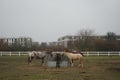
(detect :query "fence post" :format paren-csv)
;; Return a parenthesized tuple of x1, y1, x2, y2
(19, 52, 21, 56)
(97, 52, 99, 56)
(9, 52, 12, 56)
(0, 52, 2, 56)
(108, 52, 110, 56)
(87, 52, 89, 56)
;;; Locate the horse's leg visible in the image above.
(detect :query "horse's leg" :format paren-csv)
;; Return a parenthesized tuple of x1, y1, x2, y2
(78, 58, 83, 68)
(79, 61, 83, 68)
(41, 58, 44, 66)
(28, 56, 32, 64)
(72, 59, 74, 63)
(79, 58, 85, 73)
(71, 59, 74, 67)
(28, 56, 34, 65)
(69, 59, 73, 67)
(28, 56, 31, 64)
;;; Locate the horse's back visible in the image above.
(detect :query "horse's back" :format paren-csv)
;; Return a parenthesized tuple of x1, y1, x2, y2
(72, 53, 82, 59)
(65, 52, 82, 59)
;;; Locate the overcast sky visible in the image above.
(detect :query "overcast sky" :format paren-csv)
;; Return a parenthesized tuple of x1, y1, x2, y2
(0, 0, 120, 42)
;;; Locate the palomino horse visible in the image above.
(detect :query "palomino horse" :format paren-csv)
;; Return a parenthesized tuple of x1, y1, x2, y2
(63, 52, 83, 67)
(28, 51, 50, 65)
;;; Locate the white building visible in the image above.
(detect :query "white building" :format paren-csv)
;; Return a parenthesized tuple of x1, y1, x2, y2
(0, 37, 32, 48)
(57, 35, 80, 48)
(50, 35, 120, 48)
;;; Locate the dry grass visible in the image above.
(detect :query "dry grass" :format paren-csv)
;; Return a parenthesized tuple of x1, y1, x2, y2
(0, 56, 120, 80)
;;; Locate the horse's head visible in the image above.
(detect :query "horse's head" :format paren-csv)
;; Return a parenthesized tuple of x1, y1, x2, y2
(46, 51, 53, 57)
(28, 52, 34, 64)
(64, 48, 71, 52)
(79, 52, 84, 56)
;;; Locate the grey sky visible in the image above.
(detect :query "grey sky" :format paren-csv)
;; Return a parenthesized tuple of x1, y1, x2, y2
(0, 0, 120, 42)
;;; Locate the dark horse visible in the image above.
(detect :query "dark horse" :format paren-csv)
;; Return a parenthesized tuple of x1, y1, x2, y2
(28, 51, 50, 65)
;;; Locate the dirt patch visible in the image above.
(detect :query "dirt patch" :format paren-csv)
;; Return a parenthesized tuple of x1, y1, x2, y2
(108, 67, 120, 72)
(17, 64, 46, 71)
(80, 73, 93, 80)
(89, 66, 104, 72)
(0, 62, 8, 65)
(104, 60, 120, 64)
(46, 68, 69, 73)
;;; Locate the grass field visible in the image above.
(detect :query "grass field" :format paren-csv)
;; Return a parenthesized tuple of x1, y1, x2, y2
(0, 56, 120, 80)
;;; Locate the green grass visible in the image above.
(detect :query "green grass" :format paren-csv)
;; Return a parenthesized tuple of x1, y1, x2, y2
(0, 56, 120, 80)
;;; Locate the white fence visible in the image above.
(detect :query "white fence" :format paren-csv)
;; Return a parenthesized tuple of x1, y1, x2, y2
(0, 51, 29, 56)
(0, 51, 120, 56)
(82, 51, 120, 56)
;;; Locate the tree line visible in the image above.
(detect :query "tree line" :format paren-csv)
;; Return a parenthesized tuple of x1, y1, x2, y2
(0, 29, 120, 51)
(67, 30, 120, 51)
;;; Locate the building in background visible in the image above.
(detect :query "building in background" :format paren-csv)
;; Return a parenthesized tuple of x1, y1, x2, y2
(49, 41, 59, 47)
(49, 35, 120, 48)
(49, 35, 80, 48)
(0, 37, 32, 48)
(57, 35, 80, 48)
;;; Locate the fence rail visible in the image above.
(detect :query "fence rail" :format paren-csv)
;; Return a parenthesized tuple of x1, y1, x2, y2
(0, 51, 29, 56)
(0, 51, 120, 56)
(82, 51, 120, 56)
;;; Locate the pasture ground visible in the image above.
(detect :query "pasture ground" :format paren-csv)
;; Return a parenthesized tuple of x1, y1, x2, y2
(0, 56, 120, 80)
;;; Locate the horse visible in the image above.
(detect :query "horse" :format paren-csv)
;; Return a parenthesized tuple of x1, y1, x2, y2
(63, 52, 83, 67)
(28, 51, 50, 66)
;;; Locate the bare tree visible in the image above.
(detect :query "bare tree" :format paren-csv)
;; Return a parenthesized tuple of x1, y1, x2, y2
(75, 28, 96, 51)
(106, 32, 116, 41)
(77, 29, 95, 39)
